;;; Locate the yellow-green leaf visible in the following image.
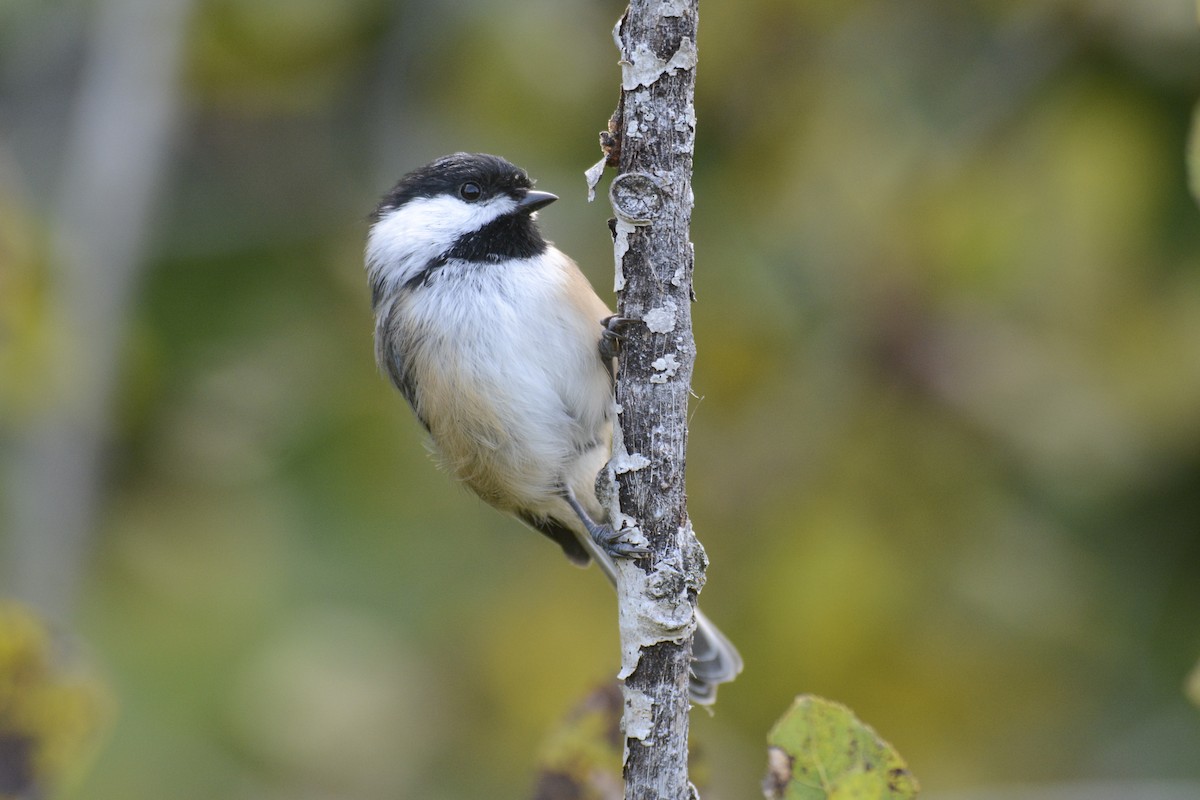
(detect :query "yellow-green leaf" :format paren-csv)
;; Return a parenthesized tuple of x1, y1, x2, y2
(764, 695, 918, 800)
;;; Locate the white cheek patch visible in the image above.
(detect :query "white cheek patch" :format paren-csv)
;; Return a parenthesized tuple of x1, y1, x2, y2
(366, 194, 516, 289)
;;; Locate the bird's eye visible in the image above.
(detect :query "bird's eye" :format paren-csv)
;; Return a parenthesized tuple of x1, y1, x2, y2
(459, 182, 483, 201)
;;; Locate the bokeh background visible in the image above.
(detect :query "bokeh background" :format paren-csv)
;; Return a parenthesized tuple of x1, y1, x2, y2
(2, 0, 1200, 798)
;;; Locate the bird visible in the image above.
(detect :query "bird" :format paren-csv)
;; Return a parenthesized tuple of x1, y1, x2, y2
(365, 152, 741, 703)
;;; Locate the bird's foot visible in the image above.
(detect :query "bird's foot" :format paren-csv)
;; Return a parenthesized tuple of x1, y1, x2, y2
(561, 484, 649, 560)
(599, 315, 637, 360)
(591, 522, 651, 560)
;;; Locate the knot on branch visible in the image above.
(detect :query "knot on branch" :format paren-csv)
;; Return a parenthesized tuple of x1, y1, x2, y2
(609, 172, 664, 225)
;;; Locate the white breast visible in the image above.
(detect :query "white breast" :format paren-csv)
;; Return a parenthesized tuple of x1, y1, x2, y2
(394, 249, 613, 517)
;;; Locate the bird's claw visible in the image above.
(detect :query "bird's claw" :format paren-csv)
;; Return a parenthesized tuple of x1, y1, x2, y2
(599, 315, 637, 360)
(593, 523, 651, 560)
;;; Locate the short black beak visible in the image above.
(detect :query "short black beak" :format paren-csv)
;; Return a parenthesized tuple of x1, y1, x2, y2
(517, 190, 558, 213)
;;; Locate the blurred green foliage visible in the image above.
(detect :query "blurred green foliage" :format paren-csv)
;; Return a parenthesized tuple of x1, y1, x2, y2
(2, 0, 1200, 798)
(0, 603, 110, 800)
(532, 684, 622, 800)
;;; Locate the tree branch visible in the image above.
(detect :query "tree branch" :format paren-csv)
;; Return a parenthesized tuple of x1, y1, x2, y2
(596, 1, 702, 798)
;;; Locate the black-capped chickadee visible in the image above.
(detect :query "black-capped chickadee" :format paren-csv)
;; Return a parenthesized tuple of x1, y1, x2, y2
(365, 153, 741, 703)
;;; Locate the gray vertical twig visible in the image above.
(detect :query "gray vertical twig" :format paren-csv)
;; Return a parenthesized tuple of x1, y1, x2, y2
(594, 1, 702, 797)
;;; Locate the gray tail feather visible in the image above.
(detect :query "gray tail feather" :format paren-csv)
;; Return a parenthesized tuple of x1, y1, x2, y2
(688, 608, 743, 705)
